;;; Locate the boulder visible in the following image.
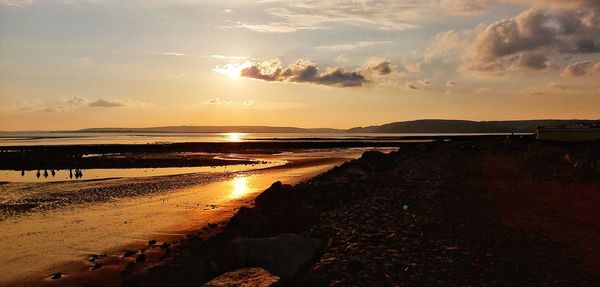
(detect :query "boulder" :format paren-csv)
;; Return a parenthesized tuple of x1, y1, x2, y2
(254, 181, 294, 212)
(229, 233, 321, 278)
(123, 260, 208, 287)
(361, 150, 396, 171)
(202, 268, 280, 287)
(225, 207, 282, 238)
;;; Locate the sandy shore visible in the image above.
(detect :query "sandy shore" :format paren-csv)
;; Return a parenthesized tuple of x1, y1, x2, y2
(0, 148, 370, 286)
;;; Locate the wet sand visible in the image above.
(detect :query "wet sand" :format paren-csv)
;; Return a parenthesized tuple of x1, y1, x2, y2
(0, 148, 370, 286)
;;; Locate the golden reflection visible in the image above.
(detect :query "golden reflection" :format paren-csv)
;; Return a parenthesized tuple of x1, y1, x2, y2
(229, 176, 250, 199)
(224, 132, 245, 142)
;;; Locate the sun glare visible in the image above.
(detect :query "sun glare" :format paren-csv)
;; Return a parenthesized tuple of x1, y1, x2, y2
(224, 132, 245, 142)
(213, 60, 252, 80)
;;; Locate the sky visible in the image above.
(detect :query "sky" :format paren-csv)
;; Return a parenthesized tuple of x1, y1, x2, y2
(1, 0, 599, 130)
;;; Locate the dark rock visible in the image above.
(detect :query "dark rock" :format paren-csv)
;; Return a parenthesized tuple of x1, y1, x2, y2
(360, 150, 396, 171)
(90, 262, 103, 270)
(202, 267, 280, 287)
(254, 181, 294, 212)
(160, 243, 171, 249)
(136, 253, 146, 263)
(122, 260, 208, 287)
(225, 207, 282, 238)
(346, 260, 363, 273)
(123, 249, 137, 257)
(148, 239, 157, 245)
(50, 272, 64, 279)
(229, 233, 321, 278)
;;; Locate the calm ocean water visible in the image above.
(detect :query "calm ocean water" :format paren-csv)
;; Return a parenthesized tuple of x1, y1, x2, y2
(0, 132, 520, 146)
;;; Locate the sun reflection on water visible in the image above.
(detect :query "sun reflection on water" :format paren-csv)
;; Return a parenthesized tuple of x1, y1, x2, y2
(224, 132, 245, 142)
(229, 176, 251, 199)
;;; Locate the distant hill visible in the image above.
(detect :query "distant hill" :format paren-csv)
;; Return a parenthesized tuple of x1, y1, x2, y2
(347, 119, 600, 133)
(78, 126, 343, 133)
(76, 120, 600, 134)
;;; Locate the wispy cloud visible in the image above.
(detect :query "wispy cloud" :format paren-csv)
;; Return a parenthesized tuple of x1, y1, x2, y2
(154, 52, 187, 57)
(88, 99, 126, 108)
(205, 98, 256, 106)
(0, 0, 33, 6)
(316, 41, 392, 51)
(209, 54, 249, 60)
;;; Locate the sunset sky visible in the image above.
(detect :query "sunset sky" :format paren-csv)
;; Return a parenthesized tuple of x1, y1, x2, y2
(1, 0, 599, 130)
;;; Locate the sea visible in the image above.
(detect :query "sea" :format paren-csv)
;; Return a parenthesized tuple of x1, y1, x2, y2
(0, 131, 524, 146)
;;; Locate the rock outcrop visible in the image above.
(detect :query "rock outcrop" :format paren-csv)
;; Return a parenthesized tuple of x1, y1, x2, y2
(203, 268, 279, 287)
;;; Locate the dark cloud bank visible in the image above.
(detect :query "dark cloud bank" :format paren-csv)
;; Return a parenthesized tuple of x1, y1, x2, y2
(239, 59, 392, 87)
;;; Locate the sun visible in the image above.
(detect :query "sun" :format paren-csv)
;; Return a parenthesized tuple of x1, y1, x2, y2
(213, 61, 252, 80)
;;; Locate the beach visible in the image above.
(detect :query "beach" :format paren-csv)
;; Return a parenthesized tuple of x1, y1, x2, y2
(1, 136, 599, 286)
(0, 148, 373, 286)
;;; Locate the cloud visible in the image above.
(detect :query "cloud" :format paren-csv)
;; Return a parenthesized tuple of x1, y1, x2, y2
(406, 83, 420, 90)
(233, 0, 500, 33)
(206, 98, 222, 104)
(88, 99, 125, 108)
(66, 96, 87, 106)
(460, 3, 600, 74)
(233, 23, 321, 33)
(41, 107, 59, 113)
(242, 100, 255, 106)
(316, 41, 392, 51)
(546, 82, 569, 90)
(405, 80, 430, 90)
(445, 80, 457, 94)
(334, 55, 350, 63)
(362, 59, 394, 76)
(231, 0, 543, 34)
(475, 87, 492, 95)
(216, 59, 398, 88)
(561, 61, 600, 77)
(209, 54, 248, 60)
(231, 58, 395, 87)
(0, 0, 33, 6)
(442, 0, 497, 15)
(205, 98, 256, 106)
(156, 52, 187, 56)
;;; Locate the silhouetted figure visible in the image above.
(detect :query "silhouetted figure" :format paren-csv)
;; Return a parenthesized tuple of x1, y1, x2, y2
(36, 170, 41, 178)
(51, 170, 56, 177)
(43, 170, 48, 178)
(21, 170, 25, 177)
(69, 169, 73, 179)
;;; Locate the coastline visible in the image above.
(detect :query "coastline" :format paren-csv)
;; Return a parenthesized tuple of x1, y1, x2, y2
(3, 137, 600, 286)
(119, 138, 598, 286)
(0, 149, 367, 286)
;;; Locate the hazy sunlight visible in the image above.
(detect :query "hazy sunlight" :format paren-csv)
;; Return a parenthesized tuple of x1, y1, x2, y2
(212, 60, 252, 80)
